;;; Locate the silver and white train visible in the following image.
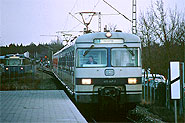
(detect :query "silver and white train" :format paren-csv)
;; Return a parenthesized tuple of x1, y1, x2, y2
(53, 32, 142, 109)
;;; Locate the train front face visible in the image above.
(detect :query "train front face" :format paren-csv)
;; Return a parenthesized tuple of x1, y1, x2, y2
(74, 32, 142, 106)
(4, 58, 25, 74)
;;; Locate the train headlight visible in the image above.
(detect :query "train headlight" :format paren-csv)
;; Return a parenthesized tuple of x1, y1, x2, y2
(20, 67, 24, 70)
(6, 68, 8, 71)
(105, 32, 112, 38)
(128, 78, 137, 84)
(82, 79, 92, 85)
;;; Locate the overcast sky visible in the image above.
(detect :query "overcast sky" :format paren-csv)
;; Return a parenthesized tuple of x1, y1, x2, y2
(0, 0, 184, 46)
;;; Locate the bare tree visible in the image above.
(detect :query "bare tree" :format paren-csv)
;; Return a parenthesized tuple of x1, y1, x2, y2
(138, 4, 157, 72)
(138, 0, 185, 76)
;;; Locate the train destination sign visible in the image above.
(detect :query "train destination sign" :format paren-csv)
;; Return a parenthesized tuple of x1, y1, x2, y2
(94, 39, 124, 44)
(10, 56, 19, 59)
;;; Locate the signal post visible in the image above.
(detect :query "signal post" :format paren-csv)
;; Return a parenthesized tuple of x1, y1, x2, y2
(170, 61, 184, 123)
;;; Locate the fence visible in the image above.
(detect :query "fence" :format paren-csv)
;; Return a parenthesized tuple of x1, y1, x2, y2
(142, 63, 184, 118)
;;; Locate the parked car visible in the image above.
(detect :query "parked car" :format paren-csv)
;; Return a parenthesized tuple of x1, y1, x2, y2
(142, 74, 166, 88)
(152, 74, 166, 83)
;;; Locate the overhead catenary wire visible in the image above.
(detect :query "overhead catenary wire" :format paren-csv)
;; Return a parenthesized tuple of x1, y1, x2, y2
(69, 0, 132, 33)
(92, 0, 101, 11)
(68, 12, 86, 32)
(68, 0, 101, 33)
(69, 12, 84, 25)
(70, 0, 78, 12)
(68, 12, 96, 32)
(69, 23, 82, 32)
(102, 0, 132, 22)
(63, 0, 78, 30)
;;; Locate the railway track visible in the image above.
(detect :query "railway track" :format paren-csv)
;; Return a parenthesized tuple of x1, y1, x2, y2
(126, 116, 138, 123)
(91, 118, 97, 123)
(88, 115, 137, 123)
(39, 67, 139, 123)
(76, 104, 139, 123)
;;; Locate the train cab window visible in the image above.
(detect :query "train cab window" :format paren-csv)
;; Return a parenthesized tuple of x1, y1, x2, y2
(77, 48, 107, 67)
(111, 48, 141, 67)
(6, 59, 21, 65)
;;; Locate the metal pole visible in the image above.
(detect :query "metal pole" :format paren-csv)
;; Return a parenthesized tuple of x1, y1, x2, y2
(50, 51, 53, 70)
(179, 63, 183, 116)
(182, 63, 184, 115)
(15, 68, 17, 90)
(154, 83, 156, 102)
(102, 0, 131, 22)
(42, 65, 43, 80)
(183, 40, 185, 117)
(174, 100, 178, 123)
(32, 65, 34, 83)
(132, 0, 137, 34)
(144, 77, 146, 102)
(98, 12, 101, 32)
(8, 67, 10, 90)
(150, 80, 152, 103)
(147, 78, 149, 102)
(168, 68, 170, 109)
(180, 62, 184, 116)
(180, 94, 183, 116)
(166, 77, 168, 107)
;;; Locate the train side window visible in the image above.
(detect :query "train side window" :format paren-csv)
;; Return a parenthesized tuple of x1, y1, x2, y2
(66, 53, 70, 71)
(58, 57, 62, 69)
(64, 55, 67, 70)
(61, 56, 65, 69)
(71, 51, 74, 71)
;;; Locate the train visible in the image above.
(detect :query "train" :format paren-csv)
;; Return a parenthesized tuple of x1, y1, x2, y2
(3, 54, 32, 75)
(53, 31, 142, 111)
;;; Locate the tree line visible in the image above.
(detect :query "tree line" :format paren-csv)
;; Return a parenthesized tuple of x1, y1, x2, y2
(138, 0, 185, 77)
(0, 41, 63, 60)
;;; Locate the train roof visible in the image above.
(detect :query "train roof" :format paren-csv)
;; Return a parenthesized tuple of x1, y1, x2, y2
(76, 32, 140, 43)
(54, 42, 75, 56)
(5, 54, 25, 59)
(53, 32, 140, 56)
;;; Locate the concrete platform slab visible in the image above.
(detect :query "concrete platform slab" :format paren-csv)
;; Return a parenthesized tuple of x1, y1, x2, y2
(0, 90, 87, 123)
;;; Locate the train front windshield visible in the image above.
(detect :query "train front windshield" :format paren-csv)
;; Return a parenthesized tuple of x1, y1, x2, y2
(77, 47, 141, 67)
(6, 59, 21, 65)
(111, 48, 141, 67)
(77, 49, 107, 67)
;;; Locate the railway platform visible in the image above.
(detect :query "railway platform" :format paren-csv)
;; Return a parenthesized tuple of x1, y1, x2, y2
(0, 90, 87, 123)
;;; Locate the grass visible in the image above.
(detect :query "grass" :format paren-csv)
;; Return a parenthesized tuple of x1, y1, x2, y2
(0, 70, 58, 91)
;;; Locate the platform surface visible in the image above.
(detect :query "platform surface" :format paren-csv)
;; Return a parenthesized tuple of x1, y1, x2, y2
(0, 90, 87, 123)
